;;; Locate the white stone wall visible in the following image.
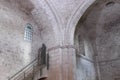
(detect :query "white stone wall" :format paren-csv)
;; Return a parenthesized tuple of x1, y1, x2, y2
(0, 1, 42, 80)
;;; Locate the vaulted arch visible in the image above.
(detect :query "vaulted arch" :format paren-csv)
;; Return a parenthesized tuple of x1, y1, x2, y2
(65, 0, 95, 45)
(73, 0, 120, 80)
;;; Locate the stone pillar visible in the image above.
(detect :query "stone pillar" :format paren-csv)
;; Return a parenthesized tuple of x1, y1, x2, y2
(47, 45, 76, 80)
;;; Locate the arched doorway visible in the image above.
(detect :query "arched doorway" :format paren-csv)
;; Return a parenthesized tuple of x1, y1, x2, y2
(74, 0, 120, 80)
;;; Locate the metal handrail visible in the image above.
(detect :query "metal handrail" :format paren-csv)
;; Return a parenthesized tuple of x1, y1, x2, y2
(8, 58, 38, 80)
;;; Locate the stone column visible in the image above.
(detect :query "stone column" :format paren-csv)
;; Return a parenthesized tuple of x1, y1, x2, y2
(47, 45, 76, 80)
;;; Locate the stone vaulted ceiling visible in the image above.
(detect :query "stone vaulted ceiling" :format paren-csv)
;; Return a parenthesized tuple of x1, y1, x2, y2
(30, 0, 95, 47)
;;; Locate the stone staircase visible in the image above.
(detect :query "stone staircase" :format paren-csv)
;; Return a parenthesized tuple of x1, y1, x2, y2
(8, 58, 47, 80)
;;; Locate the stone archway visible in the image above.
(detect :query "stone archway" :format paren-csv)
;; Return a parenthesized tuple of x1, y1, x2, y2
(64, 0, 95, 45)
(74, 0, 120, 80)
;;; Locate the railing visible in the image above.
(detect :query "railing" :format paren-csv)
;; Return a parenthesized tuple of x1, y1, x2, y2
(8, 58, 40, 80)
(8, 44, 48, 80)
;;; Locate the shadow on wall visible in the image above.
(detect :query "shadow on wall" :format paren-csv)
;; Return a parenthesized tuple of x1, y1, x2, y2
(6, 0, 35, 15)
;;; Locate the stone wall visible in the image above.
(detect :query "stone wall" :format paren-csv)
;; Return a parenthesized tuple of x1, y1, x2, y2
(2, 0, 120, 80)
(47, 46, 76, 80)
(0, 1, 42, 80)
(99, 59, 120, 80)
(96, 2, 120, 80)
(76, 1, 120, 80)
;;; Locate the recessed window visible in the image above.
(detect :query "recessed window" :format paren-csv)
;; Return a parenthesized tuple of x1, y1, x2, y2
(24, 23, 33, 41)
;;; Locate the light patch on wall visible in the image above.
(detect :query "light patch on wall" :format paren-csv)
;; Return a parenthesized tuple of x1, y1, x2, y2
(20, 42, 32, 65)
(76, 58, 96, 80)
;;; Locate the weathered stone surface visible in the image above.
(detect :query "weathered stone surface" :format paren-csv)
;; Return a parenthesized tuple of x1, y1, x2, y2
(75, 1, 120, 80)
(0, 1, 42, 80)
(1, 0, 120, 80)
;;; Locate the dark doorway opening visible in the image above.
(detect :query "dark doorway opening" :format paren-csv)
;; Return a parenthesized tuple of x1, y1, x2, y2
(38, 77, 47, 80)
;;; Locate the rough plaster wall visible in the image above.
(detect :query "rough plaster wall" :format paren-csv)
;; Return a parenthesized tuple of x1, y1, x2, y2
(96, 2, 120, 80)
(96, 2, 120, 61)
(0, 1, 42, 80)
(80, 1, 120, 80)
(99, 59, 120, 80)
